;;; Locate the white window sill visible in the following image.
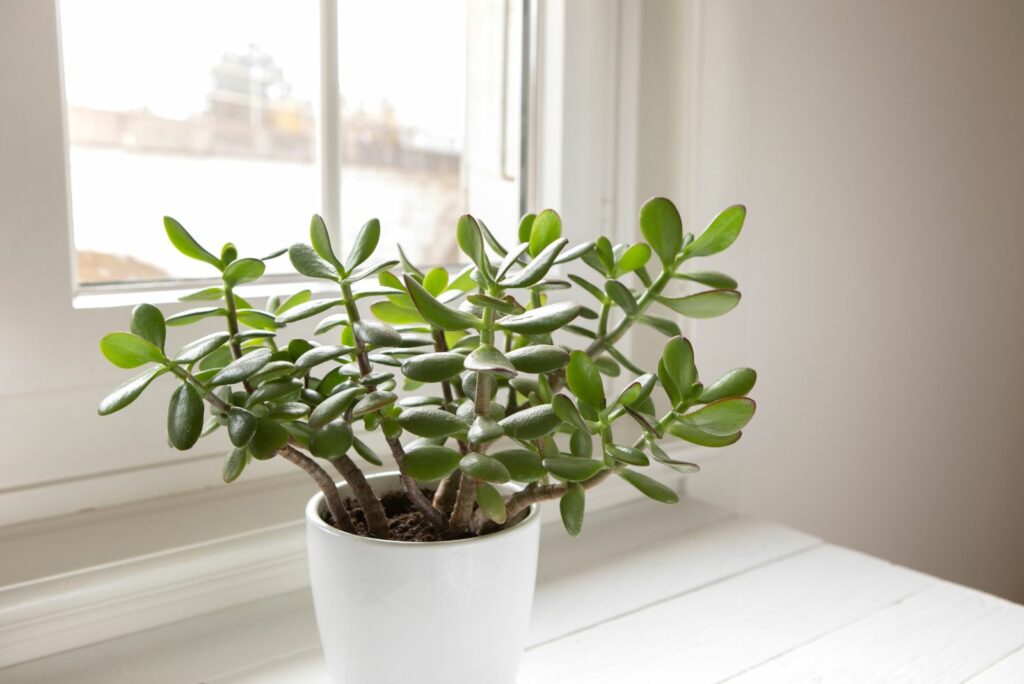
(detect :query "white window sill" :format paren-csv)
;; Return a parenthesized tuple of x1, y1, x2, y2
(5, 494, 1024, 683)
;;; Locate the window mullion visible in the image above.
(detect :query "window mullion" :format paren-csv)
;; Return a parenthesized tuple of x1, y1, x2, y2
(319, 0, 342, 244)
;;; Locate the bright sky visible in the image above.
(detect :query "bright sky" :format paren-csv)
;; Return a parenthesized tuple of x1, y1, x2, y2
(59, 0, 466, 144)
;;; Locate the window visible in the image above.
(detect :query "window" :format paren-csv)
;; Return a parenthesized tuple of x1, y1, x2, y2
(60, 0, 525, 286)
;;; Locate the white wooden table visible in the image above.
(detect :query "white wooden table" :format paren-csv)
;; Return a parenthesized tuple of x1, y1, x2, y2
(5, 499, 1024, 683)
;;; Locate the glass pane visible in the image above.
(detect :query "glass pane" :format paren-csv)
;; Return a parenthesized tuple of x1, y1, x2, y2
(337, 0, 522, 266)
(61, 0, 320, 284)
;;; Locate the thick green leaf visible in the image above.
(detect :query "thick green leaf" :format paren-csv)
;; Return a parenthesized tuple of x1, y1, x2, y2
(210, 348, 272, 385)
(593, 237, 615, 274)
(465, 344, 517, 378)
(618, 469, 679, 503)
(675, 270, 738, 289)
(403, 274, 482, 330)
(275, 290, 313, 315)
(570, 429, 594, 459)
(500, 238, 567, 288)
(676, 397, 755, 436)
(246, 379, 302, 406)
(309, 214, 343, 270)
(616, 243, 652, 275)
(353, 320, 403, 348)
(314, 313, 349, 335)
(398, 406, 466, 438)
(495, 242, 531, 280)
(543, 456, 604, 482)
(422, 267, 449, 296)
(310, 420, 354, 459)
(228, 407, 257, 447)
(605, 280, 639, 315)
(699, 368, 757, 403)
(685, 204, 746, 258)
(167, 382, 204, 450)
(235, 309, 277, 331)
(468, 415, 504, 445)
(350, 390, 398, 418)
(554, 241, 595, 265)
(475, 482, 507, 524)
(456, 214, 491, 280)
(518, 213, 536, 243)
(496, 301, 581, 335)
(529, 209, 562, 257)
(506, 345, 569, 374)
(657, 290, 741, 318)
(165, 307, 227, 327)
(222, 448, 248, 483)
(130, 304, 166, 351)
(276, 298, 344, 325)
(459, 452, 510, 483)
(98, 366, 167, 415)
(403, 445, 461, 481)
(499, 404, 561, 440)
(308, 386, 365, 428)
(668, 421, 743, 447)
(221, 243, 238, 264)
(173, 332, 230, 365)
(351, 436, 384, 466)
(605, 444, 649, 466)
(179, 286, 224, 302)
(346, 260, 399, 283)
(370, 301, 422, 325)
(249, 419, 288, 459)
(491, 448, 546, 482)
(639, 197, 683, 267)
(401, 352, 465, 382)
(295, 345, 352, 370)
(222, 258, 265, 287)
(560, 484, 585, 536)
(551, 393, 588, 433)
(567, 274, 609, 303)
(637, 314, 681, 338)
(566, 350, 605, 408)
(164, 216, 221, 269)
(595, 355, 620, 377)
(289, 243, 338, 281)
(662, 337, 697, 403)
(648, 440, 700, 473)
(345, 218, 381, 272)
(100, 332, 166, 369)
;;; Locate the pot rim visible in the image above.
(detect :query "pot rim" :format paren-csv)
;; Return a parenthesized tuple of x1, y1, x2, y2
(305, 470, 541, 547)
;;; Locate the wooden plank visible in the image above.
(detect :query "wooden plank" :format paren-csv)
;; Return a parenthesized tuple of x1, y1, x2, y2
(728, 582, 1024, 683)
(531, 516, 819, 646)
(967, 645, 1024, 683)
(519, 545, 932, 684)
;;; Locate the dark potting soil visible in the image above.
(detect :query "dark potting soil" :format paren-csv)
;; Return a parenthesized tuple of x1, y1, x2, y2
(327, 489, 527, 542)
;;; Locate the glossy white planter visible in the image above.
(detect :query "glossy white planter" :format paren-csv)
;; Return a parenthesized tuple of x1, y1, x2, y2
(305, 471, 541, 684)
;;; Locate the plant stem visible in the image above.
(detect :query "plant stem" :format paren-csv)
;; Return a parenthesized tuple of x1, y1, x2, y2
(585, 265, 674, 356)
(331, 454, 390, 539)
(432, 470, 462, 513)
(501, 469, 613, 521)
(450, 303, 496, 533)
(281, 444, 356, 533)
(386, 437, 449, 534)
(222, 285, 244, 360)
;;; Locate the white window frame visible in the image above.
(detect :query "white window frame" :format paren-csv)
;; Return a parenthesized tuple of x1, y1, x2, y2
(0, 0, 698, 667)
(0, 0, 654, 533)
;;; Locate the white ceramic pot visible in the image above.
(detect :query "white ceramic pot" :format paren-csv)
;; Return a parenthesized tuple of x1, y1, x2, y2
(305, 471, 541, 684)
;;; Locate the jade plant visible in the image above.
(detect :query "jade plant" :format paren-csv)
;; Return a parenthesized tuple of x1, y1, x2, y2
(97, 198, 756, 539)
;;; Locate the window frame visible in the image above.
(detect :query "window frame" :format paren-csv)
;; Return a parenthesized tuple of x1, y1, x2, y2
(0, 0, 645, 529)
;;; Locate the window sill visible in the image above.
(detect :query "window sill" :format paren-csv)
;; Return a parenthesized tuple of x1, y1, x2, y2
(8, 495, 1024, 683)
(0, 452, 708, 669)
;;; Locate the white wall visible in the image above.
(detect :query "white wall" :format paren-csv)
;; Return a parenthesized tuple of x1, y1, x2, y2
(636, 0, 1024, 601)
